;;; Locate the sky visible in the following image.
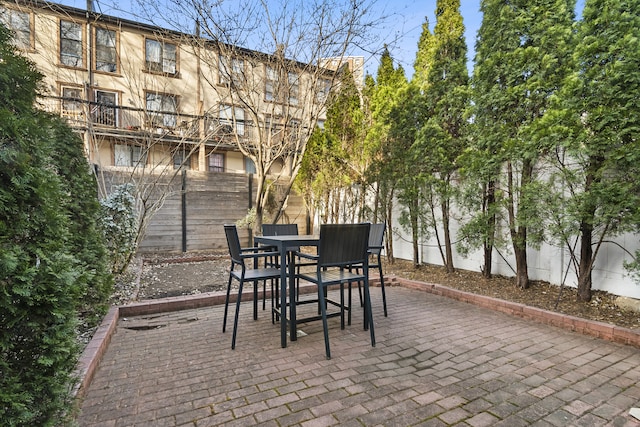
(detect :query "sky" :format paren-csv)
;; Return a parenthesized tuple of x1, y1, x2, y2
(54, 0, 586, 78)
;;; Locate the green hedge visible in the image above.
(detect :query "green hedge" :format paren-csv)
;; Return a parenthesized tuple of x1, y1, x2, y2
(0, 25, 112, 425)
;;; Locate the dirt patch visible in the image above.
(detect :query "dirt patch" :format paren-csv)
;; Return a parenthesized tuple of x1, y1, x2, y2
(384, 258, 640, 331)
(138, 255, 230, 299)
(118, 251, 640, 331)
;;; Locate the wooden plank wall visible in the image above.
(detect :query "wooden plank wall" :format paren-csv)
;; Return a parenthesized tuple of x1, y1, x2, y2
(101, 170, 308, 254)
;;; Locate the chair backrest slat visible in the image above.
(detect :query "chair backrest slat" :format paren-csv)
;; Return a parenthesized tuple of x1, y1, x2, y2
(318, 223, 370, 267)
(262, 223, 298, 236)
(224, 224, 243, 264)
(368, 223, 386, 255)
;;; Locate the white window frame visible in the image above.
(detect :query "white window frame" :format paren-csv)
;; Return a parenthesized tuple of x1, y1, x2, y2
(146, 92, 178, 128)
(93, 90, 118, 127)
(265, 66, 278, 102)
(145, 39, 177, 75)
(208, 152, 224, 172)
(219, 56, 244, 86)
(60, 20, 83, 67)
(173, 147, 192, 170)
(288, 72, 299, 106)
(61, 86, 83, 120)
(114, 144, 146, 167)
(287, 118, 301, 142)
(316, 78, 331, 104)
(0, 6, 32, 49)
(95, 27, 117, 73)
(219, 104, 245, 136)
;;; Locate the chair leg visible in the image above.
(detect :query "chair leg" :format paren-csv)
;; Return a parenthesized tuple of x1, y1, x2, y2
(378, 263, 388, 317)
(363, 278, 376, 348)
(340, 283, 345, 330)
(253, 280, 259, 320)
(347, 281, 352, 326)
(231, 280, 244, 349)
(222, 275, 233, 333)
(263, 280, 267, 311)
(271, 278, 275, 324)
(272, 278, 280, 324)
(354, 265, 364, 307)
(317, 283, 331, 359)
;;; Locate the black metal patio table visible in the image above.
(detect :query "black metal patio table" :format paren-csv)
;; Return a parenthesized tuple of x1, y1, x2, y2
(253, 234, 319, 348)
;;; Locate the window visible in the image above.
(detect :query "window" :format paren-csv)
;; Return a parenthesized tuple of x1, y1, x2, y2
(95, 28, 117, 72)
(219, 104, 245, 136)
(146, 92, 177, 128)
(266, 67, 298, 105)
(145, 39, 177, 74)
(265, 115, 283, 141)
(0, 6, 31, 49)
(265, 66, 278, 102)
(316, 78, 331, 103)
(173, 148, 191, 170)
(61, 86, 83, 120)
(288, 72, 299, 105)
(60, 20, 83, 67)
(287, 118, 301, 142)
(245, 157, 256, 174)
(209, 153, 224, 172)
(219, 56, 244, 86)
(114, 144, 146, 167)
(92, 90, 117, 126)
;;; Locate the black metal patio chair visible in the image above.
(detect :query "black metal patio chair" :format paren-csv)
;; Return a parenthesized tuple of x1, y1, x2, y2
(354, 222, 388, 317)
(262, 223, 317, 309)
(223, 224, 281, 349)
(296, 223, 376, 359)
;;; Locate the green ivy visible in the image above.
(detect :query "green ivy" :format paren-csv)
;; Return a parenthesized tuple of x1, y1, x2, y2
(100, 183, 138, 274)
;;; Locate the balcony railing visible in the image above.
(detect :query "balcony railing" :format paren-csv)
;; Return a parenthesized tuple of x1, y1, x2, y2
(41, 95, 254, 143)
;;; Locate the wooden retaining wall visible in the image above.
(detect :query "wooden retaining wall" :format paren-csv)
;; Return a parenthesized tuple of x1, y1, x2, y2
(101, 170, 308, 253)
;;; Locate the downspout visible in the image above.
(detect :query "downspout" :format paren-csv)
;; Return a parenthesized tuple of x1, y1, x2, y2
(248, 174, 253, 246)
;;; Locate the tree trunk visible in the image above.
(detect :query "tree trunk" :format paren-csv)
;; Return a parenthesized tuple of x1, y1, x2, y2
(253, 174, 266, 237)
(577, 219, 593, 302)
(508, 161, 530, 289)
(514, 243, 529, 289)
(410, 200, 420, 268)
(482, 180, 496, 278)
(576, 160, 601, 302)
(441, 198, 454, 273)
(386, 188, 395, 264)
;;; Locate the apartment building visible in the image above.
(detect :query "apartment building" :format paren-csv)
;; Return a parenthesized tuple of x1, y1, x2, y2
(0, 0, 339, 176)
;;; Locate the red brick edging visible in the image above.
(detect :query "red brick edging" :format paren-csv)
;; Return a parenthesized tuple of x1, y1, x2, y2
(393, 275, 640, 349)
(74, 274, 640, 399)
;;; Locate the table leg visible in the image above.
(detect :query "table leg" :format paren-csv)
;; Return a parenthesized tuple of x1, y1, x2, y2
(280, 244, 288, 348)
(290, 252, 297, 341)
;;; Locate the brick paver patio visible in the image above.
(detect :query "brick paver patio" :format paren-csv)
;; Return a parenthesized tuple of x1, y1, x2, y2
(77, 285, 640, 426)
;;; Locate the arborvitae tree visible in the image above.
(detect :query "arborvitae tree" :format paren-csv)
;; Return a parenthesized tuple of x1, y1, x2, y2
(540, 0, 640, 301)
(325, 69, 367, 222)
(49, 121, 113, 324)
(0, 24, 111, 424)
(469, 0, 575, 288)
(367, 48, 413, 262)
(388, 82, 426, 267)
(413, 0, 469, 273)
(295, 70, 365, 224)
(413, 19, 437, 91)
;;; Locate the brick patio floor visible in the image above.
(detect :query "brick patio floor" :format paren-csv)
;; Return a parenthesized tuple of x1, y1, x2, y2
(76, 284, 640, 426)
